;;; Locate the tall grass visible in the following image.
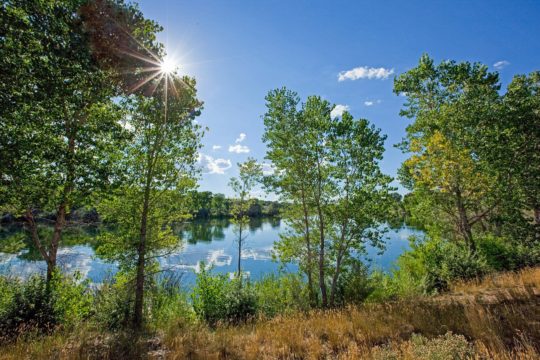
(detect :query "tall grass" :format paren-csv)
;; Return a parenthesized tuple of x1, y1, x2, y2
(1, 267, 538, 359)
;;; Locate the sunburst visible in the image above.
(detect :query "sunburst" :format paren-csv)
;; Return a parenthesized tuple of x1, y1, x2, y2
(160, 55, 177, 74)
(123, 50, 181, 98)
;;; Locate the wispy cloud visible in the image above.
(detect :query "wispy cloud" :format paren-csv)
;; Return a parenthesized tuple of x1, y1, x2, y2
(198, 153, 232, 174)
(330, 104, 350, 118)
(493, 60, 510, 70)
(212, 145, 222, 151)
(364, 99, 381, 107)
(338, 66, 394, 81)
(228, 144, 250, 154)
(235, 133, 246, 143)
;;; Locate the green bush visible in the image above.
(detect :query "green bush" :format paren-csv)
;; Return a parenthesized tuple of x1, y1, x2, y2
(0, 272, 92, 340)
(477, 235, 540, 271)
(254, 273, 310, 317)
(148, 274, 194, 327)
(336, 261, 376, 306)
(224, 283, 258, 325)
(93, 271, 140, 330)
(191, 265, 257, 327)
(371, 236, 489, 297)
(365, 268, 424, 302)
(94, 271, 195, 330)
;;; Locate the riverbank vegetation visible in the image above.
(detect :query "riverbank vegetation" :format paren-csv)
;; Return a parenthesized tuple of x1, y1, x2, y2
(1, 0, 539, 358)
(0, 267, 539, 359)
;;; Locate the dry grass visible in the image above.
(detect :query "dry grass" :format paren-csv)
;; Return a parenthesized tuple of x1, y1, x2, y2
(1, 267, 539, 359)
(450, 266, 540, 294)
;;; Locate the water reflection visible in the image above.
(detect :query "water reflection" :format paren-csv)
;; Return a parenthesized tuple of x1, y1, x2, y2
(0, 218, 416, 286)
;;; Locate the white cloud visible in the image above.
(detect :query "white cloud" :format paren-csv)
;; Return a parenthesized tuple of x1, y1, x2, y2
(364, 99, 381, 107)
(228, 144, 250, 154)
(241, 248, 273, 261)
(338, 66, 394, 81)
(198, 153, 232, 174)
(206, 249, 232, 267)
(235, 133, 246, 143)
(260, 162, 275, 175)
(331, 104, 350, 118)
(212, 145, 222, 151)
(493, 60, 510, 70)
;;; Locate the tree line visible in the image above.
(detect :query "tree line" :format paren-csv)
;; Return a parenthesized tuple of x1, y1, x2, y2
(188, 190, 280, 219)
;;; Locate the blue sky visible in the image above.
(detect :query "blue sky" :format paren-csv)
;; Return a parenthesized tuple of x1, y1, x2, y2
(138, 0, 540, 197)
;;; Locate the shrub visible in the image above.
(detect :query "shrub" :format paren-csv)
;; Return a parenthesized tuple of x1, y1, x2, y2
(366, 268, 423, 302)
(373, 236, 490, 296)
(148, 274, 194, 327)
(94, 271, 194, 330)
(0, 272, 92, 340)
(93, 272, 134, 330)
(191, 265, 257, 326)
(335, 261, 376, 305)
(477, 234, 540, 271)
(224, 283, 257, 325)
(254, 273, 310, 317)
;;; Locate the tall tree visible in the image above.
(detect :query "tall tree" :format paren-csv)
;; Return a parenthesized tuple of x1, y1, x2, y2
(262, 88, 318, 305)
(0, 0, 158, 280)
(263, 89, 393, 307)
(326, 112, 393, 306)
(394, 54, 501, 251)
(97, 73, 203, 328)
(499, 73, 540, 240)
(228, 158, 262, 278)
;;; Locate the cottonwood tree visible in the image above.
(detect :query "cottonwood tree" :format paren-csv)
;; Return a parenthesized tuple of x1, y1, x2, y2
(262, 88, 319, 305)
(394, 54, 502, 251)
(263, 88, 394, 307)
(228, 158, 262, 278)
(0, 0, 158, 281)
(498, 73, 540, 241)
(326, 112, 394, 306)
(97, 73, 203, 328)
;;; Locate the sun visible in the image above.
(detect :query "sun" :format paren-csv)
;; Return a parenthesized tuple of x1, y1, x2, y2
(160, 56, 177, 74)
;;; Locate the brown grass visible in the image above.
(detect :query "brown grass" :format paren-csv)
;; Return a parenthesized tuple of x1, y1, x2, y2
(1, 267, 539, 359)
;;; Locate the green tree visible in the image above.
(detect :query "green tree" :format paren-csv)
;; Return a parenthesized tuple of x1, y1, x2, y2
(97, 73, 203, 328)
(326, 112, 394, 306)
(263, 89, 393, 307)
(210, 193, 229, 217)
(498, 73, 540, 240)
(394, 54, 501, 251)
(262, 88, 318, 305)
(228, 158, 262, 278)
(0, 0, 157, 281)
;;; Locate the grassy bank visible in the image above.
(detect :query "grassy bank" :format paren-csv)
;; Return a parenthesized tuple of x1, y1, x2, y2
(1, 267, 539, 359)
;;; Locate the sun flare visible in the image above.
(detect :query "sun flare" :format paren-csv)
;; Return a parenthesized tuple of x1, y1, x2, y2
(160, 56, 177, 74)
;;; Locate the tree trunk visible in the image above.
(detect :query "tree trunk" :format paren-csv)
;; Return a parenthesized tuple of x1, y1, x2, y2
(48, 202, 67, 281)
(329, 254, 343, 307)
(237, 224, 242, 277)
(315, 159, 327, 308)
(455, 188, 475, 252)
(329, 225, 348, 307)
(134, 169, 152, 329)
(25, 209, 54, 280)
(300, 186, 316, 306)
(45, 115, 76, 282)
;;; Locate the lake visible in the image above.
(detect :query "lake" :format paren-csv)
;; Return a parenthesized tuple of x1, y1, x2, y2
(0, 218, 420, 286)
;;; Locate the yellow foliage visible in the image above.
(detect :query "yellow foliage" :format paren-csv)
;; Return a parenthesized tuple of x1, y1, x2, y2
(405, 131, 491, 200)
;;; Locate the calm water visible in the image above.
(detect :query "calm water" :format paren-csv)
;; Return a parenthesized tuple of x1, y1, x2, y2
(0, 218, 420, 286)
